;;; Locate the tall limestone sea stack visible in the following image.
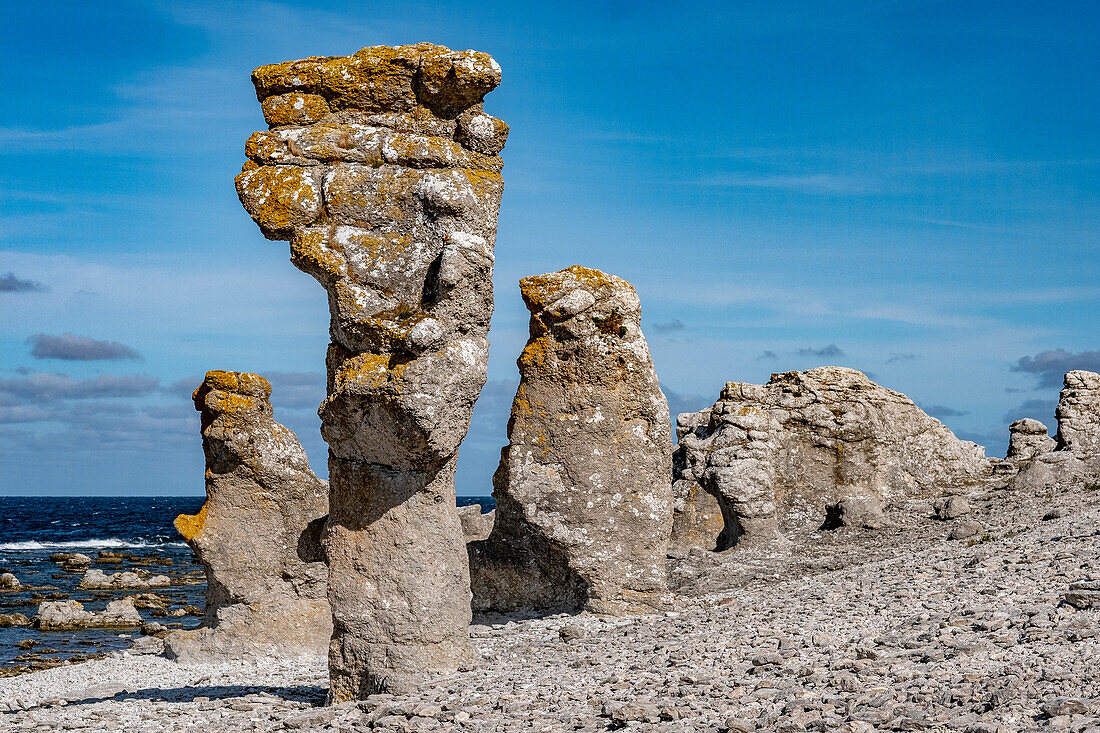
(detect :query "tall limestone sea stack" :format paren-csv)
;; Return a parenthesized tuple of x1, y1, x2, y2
(471, 266, 674, 615)
(235, 44, 507, 698)
(169, 371, 329, 659)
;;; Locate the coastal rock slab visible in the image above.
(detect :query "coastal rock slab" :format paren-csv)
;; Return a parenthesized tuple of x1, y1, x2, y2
(167, 371, 329, 661)
(470, 266, 673, 615)
(237, 44, 507, 698)
(672, 367, 992, 549)
(78, 569, 169, 590)
(35, 598, 142, 630)
(1056, 370, 1100, 457)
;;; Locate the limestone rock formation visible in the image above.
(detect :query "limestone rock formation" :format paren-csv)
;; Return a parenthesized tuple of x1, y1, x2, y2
(167, 371, 329, 661)
(1006, 418, 1055, 461)
(1056, 370, 1100, 457)
(672, 367, 992, 549)
(35, 598, 142, 630)
(78, 569, 169, 590)
(669, 410, 726, 552)
(236, 44, 506, 698)
(458, 504, 495, 542)
(470, 266, 673, 615)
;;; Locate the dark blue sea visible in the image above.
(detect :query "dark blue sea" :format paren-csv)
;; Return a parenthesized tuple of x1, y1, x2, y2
(0, 495, 493, 674)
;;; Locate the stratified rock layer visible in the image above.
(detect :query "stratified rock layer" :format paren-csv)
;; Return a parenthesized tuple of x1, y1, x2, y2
(471, 266, 673, 615)
(167, 371, 329, 660)
(1056, 371, 1100, 457)
(236, 44, 506, 698)
(672, 367, 992, 549)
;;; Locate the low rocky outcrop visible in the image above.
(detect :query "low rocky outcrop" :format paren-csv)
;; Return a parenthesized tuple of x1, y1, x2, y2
(167, 371, 329, 661)
(49, 553, 92, 570)
(1010, 371, 1100, 492)
(672, 367, 992, 550)
(1006, 418, 1055, 461)
(237, 43, 507, 698)
(669, 410, 726, 552)
(0, 613, 29, 628)
(0, 573, 20, 589)
(471, 266, 674, 615)
(78, 569, 169, 590)
(35, 598, 142, 630)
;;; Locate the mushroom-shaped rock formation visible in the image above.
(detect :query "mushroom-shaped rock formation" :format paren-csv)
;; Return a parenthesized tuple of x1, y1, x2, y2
(672, 367, 993, 550)
(236, 44, 507, 698)
(1006, 418, 1055, 462)
(470, 266, 673, 615)
(166, 371, 329, 661)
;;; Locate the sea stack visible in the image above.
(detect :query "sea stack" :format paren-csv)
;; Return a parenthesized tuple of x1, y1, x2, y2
(1056, 370, 1100, 457)
(673, 367, 993, 549)
(236, 44, 507, 698)
(471, 266, 674, 615)
(168, 371, 329, 659)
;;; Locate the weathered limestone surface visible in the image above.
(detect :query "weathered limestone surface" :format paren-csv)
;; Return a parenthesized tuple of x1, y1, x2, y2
(672, 367, 992, 549)
(167, 371, 329, 660)
(1056, 370, 1100, 457)
(1006, 418, 1055, 461)
(457, 505, 495, 542)
(236, 44, 507, 698)
(669, 409, 726, 552)
(471, 266, 673, 615)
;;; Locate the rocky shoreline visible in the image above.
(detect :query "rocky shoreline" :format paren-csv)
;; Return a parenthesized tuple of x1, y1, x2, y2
(2, 476, 1098, 731)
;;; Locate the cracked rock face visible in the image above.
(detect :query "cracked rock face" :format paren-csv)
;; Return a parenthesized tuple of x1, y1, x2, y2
(470, 266, 673, 615)
(1006, 418, 1055, 462)
(168, 371, 329, 660)
(236, 44, 506, 698)
(672, 367, 992, 549)
(1056, 370, 1100, 458)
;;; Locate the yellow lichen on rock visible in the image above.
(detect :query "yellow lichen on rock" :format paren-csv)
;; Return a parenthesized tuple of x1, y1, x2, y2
(236, 165, 322, 236)
(262, 93, 331, 127)
(174, 502, 208, 542)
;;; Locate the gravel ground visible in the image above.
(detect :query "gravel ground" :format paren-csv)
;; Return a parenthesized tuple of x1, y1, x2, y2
(2, 481, 1099, 732)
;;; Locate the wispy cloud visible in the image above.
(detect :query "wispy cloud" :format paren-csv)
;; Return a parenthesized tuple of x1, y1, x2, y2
(650, 319, 685, 334)
(1013, 349, 1100, 388)
(694, 173, 879, 195)
(797, 344, 845, 358)
(0, 272, 47, 293)
(29, 333, 142, 361)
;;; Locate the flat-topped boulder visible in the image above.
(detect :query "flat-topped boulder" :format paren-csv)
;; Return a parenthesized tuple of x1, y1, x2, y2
(471, 266, 673, 615)
(237, 44, 507, 698)
(166, 371, 329, 661)
(672, 367, 992, 549)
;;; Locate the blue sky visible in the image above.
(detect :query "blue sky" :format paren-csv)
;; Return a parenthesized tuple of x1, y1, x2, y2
(1, 1, 1097, 495)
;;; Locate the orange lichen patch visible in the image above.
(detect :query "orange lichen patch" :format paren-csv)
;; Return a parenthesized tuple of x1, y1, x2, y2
(460, 169, 503, 199)
(518, 336, 553, 371)
(235, 165, 322, 236)
(262, 93, 331, 127)
(320, 45, 421, 114)
(333, 352, 413, 392)
(290, 228, 345, 283)
(174, 502, 208, 542)
(251, 56, 330, 99)
(204, 370, 272, 399)
(519, 265, 629, 314)
(417, 47, 502, 116)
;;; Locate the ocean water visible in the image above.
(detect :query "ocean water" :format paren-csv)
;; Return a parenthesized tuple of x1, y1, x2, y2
(0, 495, 494, 673)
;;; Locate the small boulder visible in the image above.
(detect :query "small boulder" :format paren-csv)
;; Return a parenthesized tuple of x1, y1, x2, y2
(49, 553, 92, 568)
(0, 572, 21, 589)
(822, 496, 888, 530)
(457, 505, 494, 542)
(35, 600, 94, 630)
(0, 613, 30, 628)
(948, 520, 984, 540)
(934, 495, 970, 520)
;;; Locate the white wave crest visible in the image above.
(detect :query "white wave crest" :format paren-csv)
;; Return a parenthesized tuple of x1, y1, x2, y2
(0, 539, 187, 551)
